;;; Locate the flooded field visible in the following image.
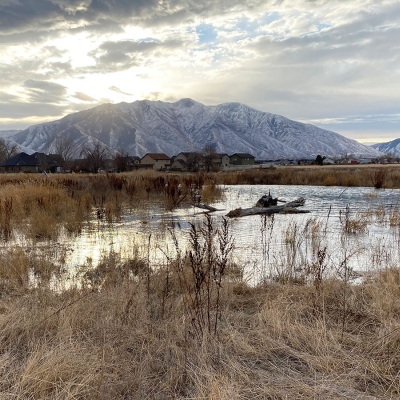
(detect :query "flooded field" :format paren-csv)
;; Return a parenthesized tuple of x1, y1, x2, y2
(22, 184, 400, 284)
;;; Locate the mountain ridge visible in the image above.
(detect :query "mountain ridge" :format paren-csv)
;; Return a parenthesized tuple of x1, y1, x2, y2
(371, 138, 400, 156)
(3, 99, 382, 159)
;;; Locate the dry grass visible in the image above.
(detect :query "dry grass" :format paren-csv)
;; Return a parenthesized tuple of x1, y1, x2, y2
(0, 171, 222, 241)
(1, 167, 400, 398)
(1, 221, 400, 399)
(211, 164, 400, 189)
(1, 255, 400, 398)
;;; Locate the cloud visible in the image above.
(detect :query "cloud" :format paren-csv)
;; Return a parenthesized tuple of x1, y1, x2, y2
(24, 79, 67, 95)
(0, 0, 269, 38)
(0, 101, 67, 119)
(73, 92, 97, 102)
(0, 0, 399, 142)
(22, 79, 68, 104)
(87, 38, 185, 72)
(109, 86, 132, 96)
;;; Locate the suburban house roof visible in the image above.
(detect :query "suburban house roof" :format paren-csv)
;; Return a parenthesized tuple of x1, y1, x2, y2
(34, 152, 62, 167)
(3, 152, 62, 169)
(171, 159, 187, 166)
(176, 152, 194, 157)
(141, 153, 170, 161)
(3, 152, 39, 166)
(230, 153, 255, 158)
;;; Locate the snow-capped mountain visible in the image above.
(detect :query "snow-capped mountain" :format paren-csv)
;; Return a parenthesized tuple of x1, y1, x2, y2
(0, 130, 32, 154)
(6, 99, 382, 159)
(0, 130, 21, 139)
(371, 138, 400, 157)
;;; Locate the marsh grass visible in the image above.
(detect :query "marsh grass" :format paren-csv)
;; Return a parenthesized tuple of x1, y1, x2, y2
(211, 164, 400, 189)
(0, 171, 222, 241)
(340, 205, 370, 234)
(2, 168, 400, 398)
(2, 239, 400, 398)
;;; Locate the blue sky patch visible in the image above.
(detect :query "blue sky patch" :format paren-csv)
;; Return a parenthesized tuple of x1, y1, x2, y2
(196, 24, 217, 44)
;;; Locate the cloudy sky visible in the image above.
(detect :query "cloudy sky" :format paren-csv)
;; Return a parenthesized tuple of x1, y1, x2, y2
(1, 0, 399, 144)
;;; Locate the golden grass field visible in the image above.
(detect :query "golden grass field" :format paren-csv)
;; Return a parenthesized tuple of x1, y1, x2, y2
(0, 167, 399, 399)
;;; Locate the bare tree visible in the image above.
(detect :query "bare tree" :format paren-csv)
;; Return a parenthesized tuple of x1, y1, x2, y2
(54, 135, 75, 170)
(0, 138, 19, 164)
(186, 152, 203, 172)
(35, 153, 50, 172)
(81, 142, 111, 173)
(202, 145, 220, 172)
(114, 149, 131, 172)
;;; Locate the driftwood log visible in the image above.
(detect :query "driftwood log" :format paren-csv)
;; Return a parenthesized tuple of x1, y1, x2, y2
(226, 197, 308, 218)
(191, 203, 219, 212)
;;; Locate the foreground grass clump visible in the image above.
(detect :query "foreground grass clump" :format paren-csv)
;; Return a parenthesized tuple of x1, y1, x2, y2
(1, 235, 400, 398)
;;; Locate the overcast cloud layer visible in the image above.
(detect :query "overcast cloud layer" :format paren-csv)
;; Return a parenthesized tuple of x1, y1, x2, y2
(1, 0, 399, 143)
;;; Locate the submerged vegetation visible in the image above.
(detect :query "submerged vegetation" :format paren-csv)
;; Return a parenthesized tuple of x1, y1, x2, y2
(1, 166, 400, 398)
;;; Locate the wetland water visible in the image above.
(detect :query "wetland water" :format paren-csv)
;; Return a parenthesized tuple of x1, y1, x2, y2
(5, 185, 400, 284)
(61, 184, 400, 283)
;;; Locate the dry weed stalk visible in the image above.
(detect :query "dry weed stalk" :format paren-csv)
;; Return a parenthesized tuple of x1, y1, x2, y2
(169, 214, 234, 337)
(0, 197, 12, 240)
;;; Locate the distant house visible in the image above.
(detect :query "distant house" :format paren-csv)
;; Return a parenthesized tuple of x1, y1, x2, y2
(2, 152, 39, 173)
(170, 158, 187, 171)
(124, 156, 141, 171)
(140, 153, 171, 170)
(1, 152, 61, 173)
(70, 158, 89, 172)
(323, 158, 335, 165)
(131, 156, 141, 165)
(229, 153, 255, 166)
(174, 152, 204, 171)
(279, 159, 290, 166)
(174, 152, 194, 163)
(34, 153, 62, 172)
(217, 153, 230, 168)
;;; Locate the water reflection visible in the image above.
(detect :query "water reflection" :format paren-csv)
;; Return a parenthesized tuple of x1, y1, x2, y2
(3, 185, 400, 284)
(57, 185, 400, 282)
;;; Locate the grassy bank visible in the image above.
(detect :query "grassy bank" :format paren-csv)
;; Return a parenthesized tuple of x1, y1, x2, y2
(212, 164, 400, 189)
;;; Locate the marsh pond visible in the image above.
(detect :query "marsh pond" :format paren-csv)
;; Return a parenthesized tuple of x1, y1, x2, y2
(7, 184, 397, 286)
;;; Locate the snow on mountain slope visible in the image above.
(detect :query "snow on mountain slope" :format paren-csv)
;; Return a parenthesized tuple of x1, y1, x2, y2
(0, 130, 33, 154)
(371, 138, 400, 157)
(11, 99, 382, 159)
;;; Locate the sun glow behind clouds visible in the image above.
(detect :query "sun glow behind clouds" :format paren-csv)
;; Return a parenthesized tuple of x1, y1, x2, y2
(0, 0, 399, 142)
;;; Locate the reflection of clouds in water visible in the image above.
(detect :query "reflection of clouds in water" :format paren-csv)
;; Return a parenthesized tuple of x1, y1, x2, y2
(60, 185, 400, 281)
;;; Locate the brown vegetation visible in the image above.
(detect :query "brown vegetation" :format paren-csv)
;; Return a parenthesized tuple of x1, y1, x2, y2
(1, 217, 400, 398)
(1, 167, 400, 398)
(0, 171, 221, 241)
(211, 164, 400, 188)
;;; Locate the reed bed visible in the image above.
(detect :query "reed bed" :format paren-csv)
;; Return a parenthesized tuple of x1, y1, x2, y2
(0, 171, 220, 241)
(211, 164, 400, 188)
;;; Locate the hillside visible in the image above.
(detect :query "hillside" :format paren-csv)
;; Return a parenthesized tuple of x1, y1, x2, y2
(5, 99, 382, 159)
